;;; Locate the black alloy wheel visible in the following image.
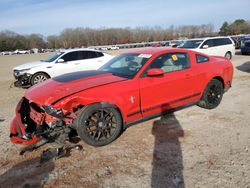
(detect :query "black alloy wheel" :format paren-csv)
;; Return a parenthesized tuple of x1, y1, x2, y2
(76, 104, 122, 146)
(198, 79, 224, 109)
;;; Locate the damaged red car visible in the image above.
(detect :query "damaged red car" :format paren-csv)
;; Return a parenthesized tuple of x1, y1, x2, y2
(10, 48, 233, 150)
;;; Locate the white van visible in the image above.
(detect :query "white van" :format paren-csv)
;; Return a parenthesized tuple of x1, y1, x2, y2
(179, 37, 235, 59)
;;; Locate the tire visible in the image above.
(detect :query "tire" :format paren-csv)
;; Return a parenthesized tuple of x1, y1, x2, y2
(225, 52, 232, 59)
(31, 72, 50, 85)
(197, 79, 224, 109)
(76, 103, 123, 146)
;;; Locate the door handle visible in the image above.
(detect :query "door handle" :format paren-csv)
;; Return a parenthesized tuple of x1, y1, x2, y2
(74, 63, 80, 65)
(185, 74, 191, 78)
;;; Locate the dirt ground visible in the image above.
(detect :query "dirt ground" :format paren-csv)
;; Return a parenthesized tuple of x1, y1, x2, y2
(0, 49, 249, 188)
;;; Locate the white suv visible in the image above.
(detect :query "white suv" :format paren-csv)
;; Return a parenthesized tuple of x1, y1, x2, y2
(13, 48, 114, 87)
(179, 37, 235, 59)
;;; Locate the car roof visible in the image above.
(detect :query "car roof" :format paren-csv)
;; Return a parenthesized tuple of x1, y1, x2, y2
(124, 47, 191, 55)
(185, 36, 231, 41)
(59, 48, 103, 53)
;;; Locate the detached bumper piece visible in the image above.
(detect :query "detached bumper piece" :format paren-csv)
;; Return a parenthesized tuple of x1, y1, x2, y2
(13, 74, 31, 87)
(10, 97, 42, 145)
(10, 117, 40, 145)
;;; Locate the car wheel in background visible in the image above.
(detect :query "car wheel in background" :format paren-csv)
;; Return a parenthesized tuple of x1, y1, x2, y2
(225, 52, 232, 59)
(76, 103, 123, 146)
(31, 72, 50, 85)
(198, 79, 224, 109)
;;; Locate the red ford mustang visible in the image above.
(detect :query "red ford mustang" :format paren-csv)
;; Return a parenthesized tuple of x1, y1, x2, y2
(10, 48, 233, 149)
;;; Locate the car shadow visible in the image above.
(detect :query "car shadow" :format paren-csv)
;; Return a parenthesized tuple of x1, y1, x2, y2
(151, 113, 185, 188)
(236, 61, 250, 73)
(0, 157, 55, 187)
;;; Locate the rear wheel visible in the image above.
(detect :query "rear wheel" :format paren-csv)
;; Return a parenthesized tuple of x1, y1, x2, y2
(76, 103, 122, 146)
(225, 52, 232, 59)
(198, 79, 224, 109)
(31, 72, 50, 85)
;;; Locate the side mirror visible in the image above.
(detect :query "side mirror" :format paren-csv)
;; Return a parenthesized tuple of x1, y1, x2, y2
(202, 45, 209, 49)
(57, 58, 65, 63)
(147, 68, 164, 77)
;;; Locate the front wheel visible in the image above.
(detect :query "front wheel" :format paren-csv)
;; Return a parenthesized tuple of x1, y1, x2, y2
(197, 79, 224, 109)
(31, 72, 50, 85)
(76, 103, 123, 146)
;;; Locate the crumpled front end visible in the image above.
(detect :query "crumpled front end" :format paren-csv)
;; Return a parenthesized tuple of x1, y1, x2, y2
(13, 71, 32, 87)
(10, 97, 75, 146)
(10, 97, 40, 145)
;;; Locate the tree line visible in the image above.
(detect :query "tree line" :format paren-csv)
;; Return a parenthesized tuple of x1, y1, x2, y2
(219, 19, 250, 36)
(0, 19, 249, 51)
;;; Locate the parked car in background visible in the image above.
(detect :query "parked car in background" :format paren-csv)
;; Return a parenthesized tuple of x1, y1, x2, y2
(14, 49, 30, 54)
(240, 36, 250, 55)
(13, 48, 114, 87)
(161, 41, 170, 46)
(109, 46, 119, 50)
(10, 48, 233, 149)
(0, 51, 14, 55)
(99, 46, 109, 50)
(230, 36, 241, 49)
(152, 42, 161, 47)
(169, 40, 183, 48)
(178, 37, 235, 59)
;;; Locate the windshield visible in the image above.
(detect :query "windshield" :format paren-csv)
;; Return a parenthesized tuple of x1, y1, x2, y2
(178, 40, 203, 49)
(99, 53, 151, 79)
(41, 52, 64, 62)
(242, 37, 250, 42)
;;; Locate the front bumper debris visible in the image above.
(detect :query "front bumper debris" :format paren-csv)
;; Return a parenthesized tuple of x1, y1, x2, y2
(13, 73, 32, 87)
(10, 97, 41, 145)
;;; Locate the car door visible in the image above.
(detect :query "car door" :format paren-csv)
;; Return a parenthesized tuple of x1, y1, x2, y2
(50, 51, 81, 77)
(139, 52, 197, 117)
(199, 39, 217, 56)
(214, 38, 234, 57)
(77, 51, 107, 70)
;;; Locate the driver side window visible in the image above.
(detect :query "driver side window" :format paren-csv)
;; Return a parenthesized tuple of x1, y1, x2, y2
(201, 39, 215, 48)
(148, 53, 190, 73)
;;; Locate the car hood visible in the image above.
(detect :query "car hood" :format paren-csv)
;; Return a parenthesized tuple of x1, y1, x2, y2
(25, 70, 127, 105)
(13, 61, 49, 70)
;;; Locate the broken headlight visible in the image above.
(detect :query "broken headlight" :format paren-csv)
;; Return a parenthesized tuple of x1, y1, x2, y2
(42, 105, 64, 119)
(13, 68, 31, 77)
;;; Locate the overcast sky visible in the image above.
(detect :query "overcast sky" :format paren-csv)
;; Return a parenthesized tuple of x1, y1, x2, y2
(0, 0, 249, 36)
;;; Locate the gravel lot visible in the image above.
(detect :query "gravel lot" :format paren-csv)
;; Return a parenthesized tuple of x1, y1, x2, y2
(0, 49, 249, 188)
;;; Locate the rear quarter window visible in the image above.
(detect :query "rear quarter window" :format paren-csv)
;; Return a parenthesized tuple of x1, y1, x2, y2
(79, 51, 102, 60)
(196, 54, 209, 63)
(215, 38, 232, 46)
(96, 52, 104, 57)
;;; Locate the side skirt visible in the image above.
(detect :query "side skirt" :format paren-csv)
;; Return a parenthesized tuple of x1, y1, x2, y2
(125, 101, 198, 128)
